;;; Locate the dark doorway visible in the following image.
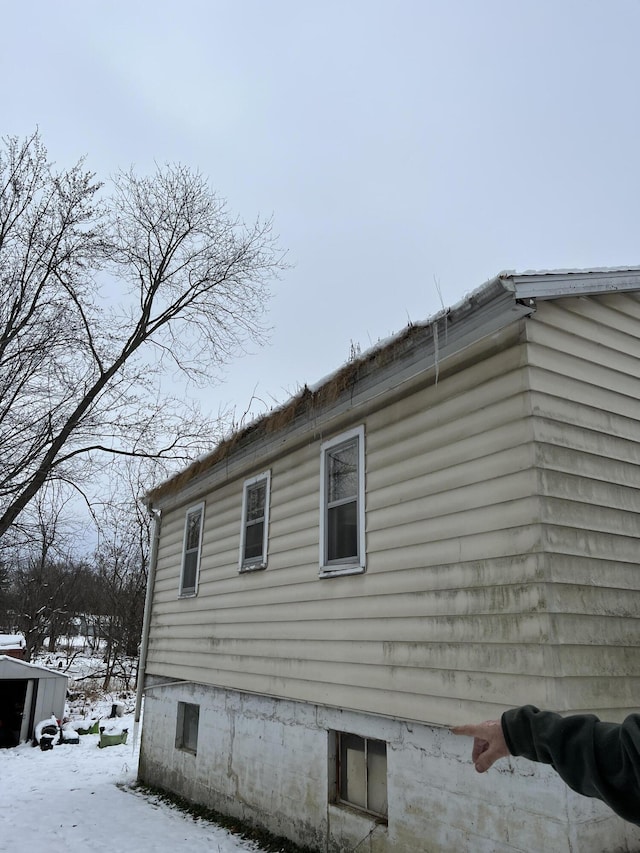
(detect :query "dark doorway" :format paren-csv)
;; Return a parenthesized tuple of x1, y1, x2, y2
(0, 680, 27, 747)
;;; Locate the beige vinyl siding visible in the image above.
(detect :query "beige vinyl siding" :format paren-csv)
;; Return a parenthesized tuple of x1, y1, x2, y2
(146, 295, 640, 725)
(147, 324, 548, 725)
(525, 294, 640, 717)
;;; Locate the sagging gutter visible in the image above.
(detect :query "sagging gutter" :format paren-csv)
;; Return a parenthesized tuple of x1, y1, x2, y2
(133, 505, 162, 751)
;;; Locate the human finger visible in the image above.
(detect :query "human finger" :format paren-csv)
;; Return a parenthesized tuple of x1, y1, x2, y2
(471, 737, 489, 764)
(451, 724, 485, 738)
(474, 742, 506, 773)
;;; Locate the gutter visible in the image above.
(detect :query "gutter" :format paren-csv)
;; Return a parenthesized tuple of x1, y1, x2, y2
(133, 506, 162, 749)
(500, 267, 640, 300)
(149, 282, 535, 513)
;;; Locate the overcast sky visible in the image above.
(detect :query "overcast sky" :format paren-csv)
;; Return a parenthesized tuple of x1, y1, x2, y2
(3, 0, 640, 421)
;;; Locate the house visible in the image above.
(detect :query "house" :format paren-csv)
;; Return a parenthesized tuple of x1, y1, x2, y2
(0, 634, 26, 660)
(0, 655, 67, 746)
(137, 267, 640, 853)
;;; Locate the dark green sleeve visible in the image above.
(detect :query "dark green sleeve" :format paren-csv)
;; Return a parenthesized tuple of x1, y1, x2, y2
(501, 705, 640, 826)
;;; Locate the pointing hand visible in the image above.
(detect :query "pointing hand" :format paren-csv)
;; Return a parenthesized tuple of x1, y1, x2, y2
(451, 720, 510, 773)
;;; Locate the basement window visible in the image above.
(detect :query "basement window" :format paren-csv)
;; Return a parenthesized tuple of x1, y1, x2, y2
(239, 471, 271, 572)
(175, 701, 199, 754)
(179, 502, 204, 596)
(334, 731, 387, 818)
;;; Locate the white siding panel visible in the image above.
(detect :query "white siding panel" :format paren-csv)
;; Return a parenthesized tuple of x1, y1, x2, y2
(366, 375, 530, 463)
(536, 439, 640, 485)
(368, 428, 534, 498)
(541, 469, 640, 513)
(369, 470, 537, 530)
(147, 295, 640, 723)
(147, 611, 553, 644)
(365, 526, 542, 571)
(525, 296, 640, 716)
(530, 296, 640, 356)
(148, 354, 544, 720)
(146, 649, 562, 707)
(527, 309, 640, 375)
(368, 497, 540, 554)
(152, 583, 547, 627)
(529, 367, 640, 423)
(544, 553, 640, 589)
(531, 393, 640, 447)
(528, 350, 640, 405)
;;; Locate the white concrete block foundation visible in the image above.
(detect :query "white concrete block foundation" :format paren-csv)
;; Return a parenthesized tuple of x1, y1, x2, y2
(138, 679, 640, 853)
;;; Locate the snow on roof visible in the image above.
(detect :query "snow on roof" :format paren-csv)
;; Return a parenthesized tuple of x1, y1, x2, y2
(0, 654, 68, 677)
(505, 265, 640, 276)
(0, 634, 25, 648)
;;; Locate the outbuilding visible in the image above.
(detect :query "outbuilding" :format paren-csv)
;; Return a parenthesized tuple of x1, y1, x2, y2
(0, 655, 67, 746)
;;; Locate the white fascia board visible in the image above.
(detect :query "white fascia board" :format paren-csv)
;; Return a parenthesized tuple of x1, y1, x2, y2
(500, 267, 640, 300)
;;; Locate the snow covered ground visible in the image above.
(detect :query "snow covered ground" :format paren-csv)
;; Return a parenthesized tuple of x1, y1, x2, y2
(0, 653, 270, 853)
(0, 717, 270, 852)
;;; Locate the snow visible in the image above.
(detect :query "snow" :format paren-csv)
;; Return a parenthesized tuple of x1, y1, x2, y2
(0, 653, 68, 674)
(0, 656, 270, 853)
(0, 730, 266, 852)
(0, 633, 25, 649)
(34, 714, 59, 743)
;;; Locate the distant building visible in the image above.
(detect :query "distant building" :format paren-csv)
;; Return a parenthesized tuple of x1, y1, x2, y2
(137, 268, 640, 853)
(0, 634, 26, 660)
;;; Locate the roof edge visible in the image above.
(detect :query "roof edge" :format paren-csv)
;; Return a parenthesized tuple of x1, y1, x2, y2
(145, 276, 522, 506)
(500, 267, 640, 300)
(145, 265, 640, 504)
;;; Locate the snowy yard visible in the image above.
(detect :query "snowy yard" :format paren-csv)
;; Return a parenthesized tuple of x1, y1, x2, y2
(0, 653, 271, 853)
(0, 711, 270, 853)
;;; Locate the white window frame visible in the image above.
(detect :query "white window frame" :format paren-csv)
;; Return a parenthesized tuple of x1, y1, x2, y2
(179, 501, 205, 597)
(319, 425, 366, 578)
(238, 470, 271, 572)
(175, 701, 199, 755)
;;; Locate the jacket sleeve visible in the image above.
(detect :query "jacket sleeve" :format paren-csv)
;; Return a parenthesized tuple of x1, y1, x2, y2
(501, 705, 640, 826)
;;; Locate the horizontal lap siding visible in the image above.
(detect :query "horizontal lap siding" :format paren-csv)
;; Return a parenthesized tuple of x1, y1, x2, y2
(148, 323, 549, 725)
(150, 295, 640, 723)
(526, 295, 640, 717)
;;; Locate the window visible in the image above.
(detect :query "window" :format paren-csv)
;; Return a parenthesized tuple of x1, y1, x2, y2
(179, 502, 204, 596)
(320, 426, 365, 577)
(175, 701, 199, 754)
(239, 471, 271, 571)
(334, 732, 387, 818)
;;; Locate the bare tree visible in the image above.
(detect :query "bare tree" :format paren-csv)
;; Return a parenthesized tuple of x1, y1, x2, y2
(88, 459, 155, 689)
(0, 131, 284, 540)
(92, 513, 149, 689)
(3, 488, 89, 659)
(0, 556, 11, 632)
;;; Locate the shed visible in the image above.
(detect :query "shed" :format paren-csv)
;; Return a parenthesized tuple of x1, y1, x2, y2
(0, 656, 67, 746)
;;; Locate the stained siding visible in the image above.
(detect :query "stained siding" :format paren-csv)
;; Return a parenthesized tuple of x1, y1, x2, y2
(146, 294, 640, 725)
(147, 323, 550, 725)
(527, 293, 640, 717)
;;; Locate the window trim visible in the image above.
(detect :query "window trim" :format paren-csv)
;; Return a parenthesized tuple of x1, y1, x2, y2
(319, 425, 365, 578)
(238, 470, 271, 572)
(175, 701, 199, 755)
(179, 501, 205, 597)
